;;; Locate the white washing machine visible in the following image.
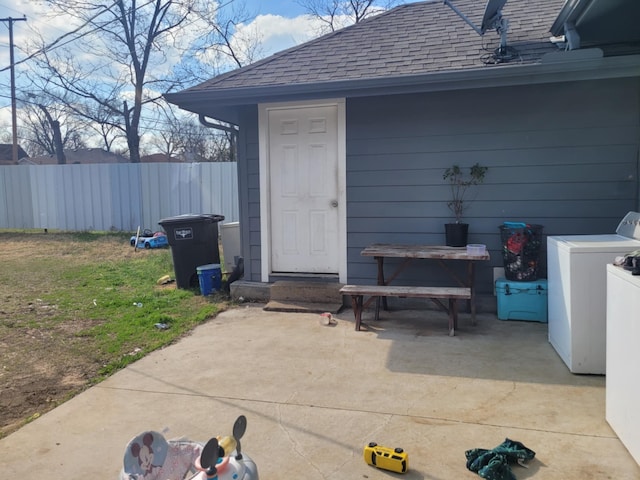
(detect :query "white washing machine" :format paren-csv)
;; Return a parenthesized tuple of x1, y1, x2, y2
(606, 264, 640, 465)
(547, 211, 640, 374)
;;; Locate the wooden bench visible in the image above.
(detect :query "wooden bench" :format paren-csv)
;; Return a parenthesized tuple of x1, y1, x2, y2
(339, 285, 472, 336)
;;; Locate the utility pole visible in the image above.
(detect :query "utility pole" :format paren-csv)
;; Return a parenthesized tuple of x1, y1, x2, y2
(1, 16, 27, 164)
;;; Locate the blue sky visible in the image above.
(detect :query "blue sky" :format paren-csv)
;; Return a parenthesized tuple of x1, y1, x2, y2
(0, 0, 408, 140)
(245, 0, 308, 18)
(231, 1, 327, 60)
(0, 1, 313, 102)
(0, 0, 321, 134)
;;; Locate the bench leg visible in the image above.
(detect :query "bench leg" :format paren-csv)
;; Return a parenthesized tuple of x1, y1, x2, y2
(350, 295, 364, 331)
(448, 298, 458, 337)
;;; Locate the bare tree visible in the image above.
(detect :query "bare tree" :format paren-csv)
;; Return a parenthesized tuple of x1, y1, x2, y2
(175, 1, 263, 83)
(19, 102, 87, 159)
(152, 112, 234, 162)
(0, 126, 12, 144)
(149, 112, 184, 158)
(29, 0, 210, 163)
(296, 0, 400, 32)
(23, 1, 262, 161)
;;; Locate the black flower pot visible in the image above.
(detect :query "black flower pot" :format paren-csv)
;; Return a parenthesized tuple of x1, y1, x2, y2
(445, 223, 469, 247)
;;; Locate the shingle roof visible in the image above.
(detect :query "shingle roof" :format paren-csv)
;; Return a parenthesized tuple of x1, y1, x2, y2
(184, 0, 565, 93)
(0, 144, 29, 164)
(24, 149, 129, 165)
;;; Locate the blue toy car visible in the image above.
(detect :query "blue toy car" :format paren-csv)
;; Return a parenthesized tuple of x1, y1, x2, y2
(130, 232, 169, 249)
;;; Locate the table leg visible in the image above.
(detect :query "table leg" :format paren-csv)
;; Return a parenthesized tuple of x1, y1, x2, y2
(376, 257, 388, 311)
(468, 261, 477, 325)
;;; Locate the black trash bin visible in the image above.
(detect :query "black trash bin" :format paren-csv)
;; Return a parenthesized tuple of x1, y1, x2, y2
(159, 214, 225, 289)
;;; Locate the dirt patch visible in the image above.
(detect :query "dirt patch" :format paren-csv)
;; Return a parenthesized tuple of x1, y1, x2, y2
(0, 315, 104, 435)
(0, 233, 147, 437)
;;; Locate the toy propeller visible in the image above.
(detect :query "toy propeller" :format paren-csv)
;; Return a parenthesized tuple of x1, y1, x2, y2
(200, 437, 220, 477)
(233, 415, 247, 460)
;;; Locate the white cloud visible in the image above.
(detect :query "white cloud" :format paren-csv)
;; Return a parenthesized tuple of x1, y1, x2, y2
(190, 13, 326, 73)
(235, 13, 323, 59)
(0, 2, 364, 152)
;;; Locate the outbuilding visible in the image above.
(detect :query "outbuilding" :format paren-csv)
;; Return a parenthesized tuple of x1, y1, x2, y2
(165, 0, 640, 303)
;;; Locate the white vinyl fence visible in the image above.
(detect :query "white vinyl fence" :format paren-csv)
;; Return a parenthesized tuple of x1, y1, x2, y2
(0, 162, 239, 232)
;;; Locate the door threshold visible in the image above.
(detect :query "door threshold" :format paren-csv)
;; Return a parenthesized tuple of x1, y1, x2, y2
(269, 273, 339, 282)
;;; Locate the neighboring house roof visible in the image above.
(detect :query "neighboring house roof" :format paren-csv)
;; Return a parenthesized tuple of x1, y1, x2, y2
(25, 149, 129, 165)
(165, 0, 640, 117)
(0, 144, 29, 164)
(140, 153, 181, 163)
(176, 152, 210, 163)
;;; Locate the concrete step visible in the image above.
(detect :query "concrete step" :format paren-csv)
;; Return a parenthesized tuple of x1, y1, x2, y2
(269, 280, 344, 303)
(264, 281, 344, 314)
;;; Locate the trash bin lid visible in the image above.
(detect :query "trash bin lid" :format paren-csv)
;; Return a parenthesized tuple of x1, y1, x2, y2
(196, 263, 221, 272)
(159, 214, 225, 225)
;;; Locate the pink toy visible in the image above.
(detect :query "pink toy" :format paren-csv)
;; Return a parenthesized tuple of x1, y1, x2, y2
(120, 416, 258, 480)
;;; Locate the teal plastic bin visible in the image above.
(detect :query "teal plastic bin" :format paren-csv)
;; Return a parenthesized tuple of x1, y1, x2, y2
(197, 264, 222, 296)
(496, 277, 548, 322)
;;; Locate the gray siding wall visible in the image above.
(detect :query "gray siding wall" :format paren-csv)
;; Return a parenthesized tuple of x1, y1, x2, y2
(238, 78, 639, 289)
(237, 105, 262, 282)
(346, 78, 640, 293)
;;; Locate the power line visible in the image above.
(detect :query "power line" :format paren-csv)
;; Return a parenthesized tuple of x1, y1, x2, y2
(0, 1, 79, 45)
(0, 0, 241, 147)
(2, 0, 237, 74)
(0, 1, 32, 19)
(0, 0, 123, 74)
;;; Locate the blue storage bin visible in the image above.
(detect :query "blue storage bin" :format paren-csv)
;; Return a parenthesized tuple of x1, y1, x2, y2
(197, 263, 222, 296)
(495, 277, 548, 322)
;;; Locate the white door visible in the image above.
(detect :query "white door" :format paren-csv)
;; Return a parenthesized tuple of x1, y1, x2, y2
(267, 104, 340, 273)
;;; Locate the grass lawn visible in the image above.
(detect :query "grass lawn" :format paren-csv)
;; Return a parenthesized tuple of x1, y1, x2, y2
(0, 230, 230, 438)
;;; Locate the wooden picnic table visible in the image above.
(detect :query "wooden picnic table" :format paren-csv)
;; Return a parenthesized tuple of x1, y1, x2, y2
(360, 243, 490, 324)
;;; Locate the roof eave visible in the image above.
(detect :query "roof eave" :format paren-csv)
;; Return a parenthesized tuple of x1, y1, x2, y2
(550, 0, 586, 36)
(164, 53, 640, 114)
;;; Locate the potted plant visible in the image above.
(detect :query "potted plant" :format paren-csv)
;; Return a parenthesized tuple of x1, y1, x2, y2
(443, 162, 488, 247)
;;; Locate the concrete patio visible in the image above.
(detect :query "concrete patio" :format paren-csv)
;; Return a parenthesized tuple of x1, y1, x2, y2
(1, 304, 638, 479)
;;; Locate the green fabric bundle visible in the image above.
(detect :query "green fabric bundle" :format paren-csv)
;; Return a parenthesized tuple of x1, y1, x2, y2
(465, 438, 535, 480)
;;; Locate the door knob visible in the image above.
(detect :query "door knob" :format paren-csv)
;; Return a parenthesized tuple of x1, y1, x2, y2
(331, 200, 338, 208)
